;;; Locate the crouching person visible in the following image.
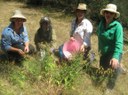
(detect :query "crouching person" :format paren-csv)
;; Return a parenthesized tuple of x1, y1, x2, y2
(1, 10, 35, 64)
(34, 16, 57, 60)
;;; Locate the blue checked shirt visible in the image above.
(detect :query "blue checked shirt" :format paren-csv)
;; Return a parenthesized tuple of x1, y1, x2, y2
(1, 23, 29, 51)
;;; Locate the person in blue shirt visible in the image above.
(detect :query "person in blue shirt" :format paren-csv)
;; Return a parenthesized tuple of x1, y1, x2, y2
(1, 10, 35, 63)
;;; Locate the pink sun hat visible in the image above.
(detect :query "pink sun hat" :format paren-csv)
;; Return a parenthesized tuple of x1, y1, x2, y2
(63, 34, 83, 59)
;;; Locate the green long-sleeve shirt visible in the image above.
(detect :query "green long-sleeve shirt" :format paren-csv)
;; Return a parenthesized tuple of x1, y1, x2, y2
(96, 19, 123, 60)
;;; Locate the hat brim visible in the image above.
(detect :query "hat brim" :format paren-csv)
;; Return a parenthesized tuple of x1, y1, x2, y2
(100, 9, 120, 18)
(76, 8, 87, 11)
(10, 16, 26, 22)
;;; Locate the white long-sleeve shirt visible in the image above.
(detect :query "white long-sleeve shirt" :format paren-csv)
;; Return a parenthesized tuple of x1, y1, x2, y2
(70, 18, 93, 47)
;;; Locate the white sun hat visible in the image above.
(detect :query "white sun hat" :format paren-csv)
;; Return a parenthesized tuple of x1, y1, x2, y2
(10, 10, 26, 22)
(76, 3, 87, 11)
(100, 4, 120, 18)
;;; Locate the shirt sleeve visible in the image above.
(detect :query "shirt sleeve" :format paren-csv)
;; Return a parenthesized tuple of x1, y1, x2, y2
(1, 28, 12, 51)
(23, 25, 29, 43)
(83, 20, 93, 47)
(112, 23, 123, 60)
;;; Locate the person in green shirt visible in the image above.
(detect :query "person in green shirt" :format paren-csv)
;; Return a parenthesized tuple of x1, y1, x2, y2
(96, 4, 123, 90)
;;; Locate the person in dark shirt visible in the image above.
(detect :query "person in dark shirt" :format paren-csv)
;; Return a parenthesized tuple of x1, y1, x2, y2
(34, 16, 56, 60)
(34, 16, 53, 51)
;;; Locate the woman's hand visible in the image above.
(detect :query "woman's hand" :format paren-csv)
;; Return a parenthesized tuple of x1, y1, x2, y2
(110, 58, 119, 69)
(24, 42, 30, 53)
(18, 49, 25, 56)
(24, 45, 29, 53)
(70, 37, 75, 41)
(80, 44, 85, 52)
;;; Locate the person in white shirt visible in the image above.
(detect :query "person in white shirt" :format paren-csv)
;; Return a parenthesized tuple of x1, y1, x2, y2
(58, 3, 93, 62)
(70, 3, 93, 59)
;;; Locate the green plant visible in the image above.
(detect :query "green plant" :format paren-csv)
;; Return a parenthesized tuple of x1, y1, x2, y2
(9, 70, 27, 88)
(53, 54, 85, 88)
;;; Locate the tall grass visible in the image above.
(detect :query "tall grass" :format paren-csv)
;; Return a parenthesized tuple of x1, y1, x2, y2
(0, 50, 116, 95)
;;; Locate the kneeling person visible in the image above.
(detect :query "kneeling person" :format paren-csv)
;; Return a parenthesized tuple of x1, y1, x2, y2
(1, 10, 35, 63)
(34, 16, 56, 59)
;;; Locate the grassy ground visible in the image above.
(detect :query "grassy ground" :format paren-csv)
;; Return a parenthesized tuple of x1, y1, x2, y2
(0, 1, 128, 95)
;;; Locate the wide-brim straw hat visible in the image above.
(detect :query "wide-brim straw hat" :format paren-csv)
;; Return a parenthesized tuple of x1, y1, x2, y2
(100, 4, 120, 18)
(76, 3, 87, 11)
(10, 10, 26, 22)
